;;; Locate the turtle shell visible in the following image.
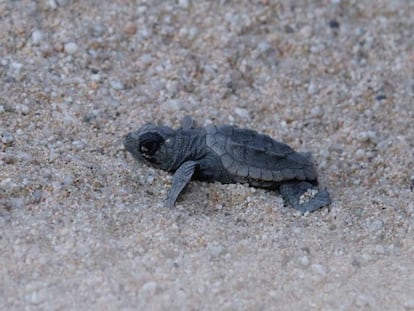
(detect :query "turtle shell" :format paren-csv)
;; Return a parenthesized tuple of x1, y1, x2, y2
(205, 125, 317, 182)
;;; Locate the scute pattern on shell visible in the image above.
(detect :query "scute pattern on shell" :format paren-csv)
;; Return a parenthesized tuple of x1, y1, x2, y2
(205, 125, 317, 182)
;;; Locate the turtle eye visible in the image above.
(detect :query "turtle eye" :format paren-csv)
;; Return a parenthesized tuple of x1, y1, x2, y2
(139, 140, 159, 156)
(138, 132, 164, 161)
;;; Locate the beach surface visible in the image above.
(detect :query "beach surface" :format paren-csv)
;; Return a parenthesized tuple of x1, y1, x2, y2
(1, 0, 413, 309)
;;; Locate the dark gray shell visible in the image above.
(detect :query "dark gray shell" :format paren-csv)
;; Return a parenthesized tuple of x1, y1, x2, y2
(205, 125, 317, 182)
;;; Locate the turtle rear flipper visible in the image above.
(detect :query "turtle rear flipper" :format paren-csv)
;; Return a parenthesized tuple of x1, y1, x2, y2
(181, 115, 196, 129)
(279, 181, 331, 214)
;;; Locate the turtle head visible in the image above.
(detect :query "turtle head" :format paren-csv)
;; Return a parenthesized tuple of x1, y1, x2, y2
(124, 124, 176, 170)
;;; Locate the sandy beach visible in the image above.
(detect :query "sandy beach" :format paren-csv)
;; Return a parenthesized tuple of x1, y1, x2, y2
(1, 0, 413, 309)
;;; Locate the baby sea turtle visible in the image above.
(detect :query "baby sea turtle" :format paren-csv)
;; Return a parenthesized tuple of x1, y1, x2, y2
(124, 116, 331, 214)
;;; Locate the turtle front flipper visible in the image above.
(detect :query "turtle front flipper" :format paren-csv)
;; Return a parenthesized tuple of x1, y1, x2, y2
(279, 181, 331, 214)
(166, 161, 199, 208)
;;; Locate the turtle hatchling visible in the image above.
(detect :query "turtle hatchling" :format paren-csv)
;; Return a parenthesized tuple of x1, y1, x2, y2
(124, 116, 331, 214)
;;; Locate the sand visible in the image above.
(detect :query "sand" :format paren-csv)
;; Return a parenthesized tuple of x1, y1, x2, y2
(1, 0, 413, 309)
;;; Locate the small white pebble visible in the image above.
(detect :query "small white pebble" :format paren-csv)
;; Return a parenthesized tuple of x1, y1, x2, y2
(355, 148, 365, 160)
(146, 175, 155, 184)
(0, 178, 15, 191)
(72, 140, 86, 150)
(307, 82, 317, 95)
(310, 106, 323, 117)
(90, 23, 107, 37)
(1, 131, 14, 144)
(11, 62, 23, 71)
(403, 298, 414, 310)
(64, 42, 78, 54)
(234, 107, 250, 119)
(164, 99, 183, 111)
(140, 281, 157, 296)
(9, 197, 25, 209)
(26, 291, 42, 305)
(136, 5, 147, 14)
(57, 0, 70, 6)
(311, 263, 328, 276)
(208, 243, 224, 257)
(40, 42, 53, 56)
(368, 219, 384, 232)
(140, 53, 153, 65)
(357, 131, 377, 143)
(257, 40, 270, 53)
(47, 0, 57, 9)
(18, 104, 30, 115)
(361, 252, 373, 262)
(355, 293, 375, 307)
(31, 30, 44, 45)
(178, 0, 190, 9)
(374, 244, 385, 254)
(110, 80, 124, 90)
(63, 175, 74, 186)
(91, 74, 101, 82)
(299, 25, 312, 38)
